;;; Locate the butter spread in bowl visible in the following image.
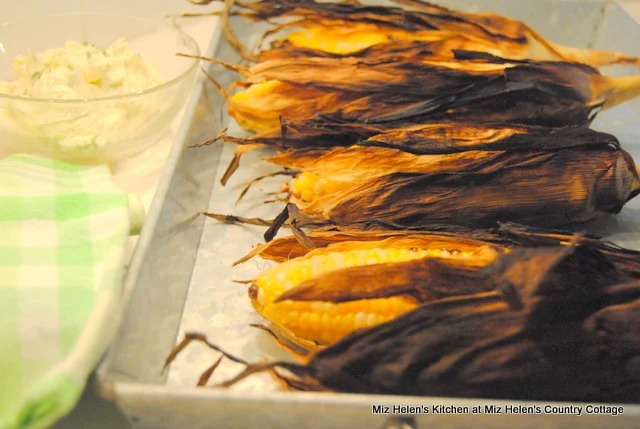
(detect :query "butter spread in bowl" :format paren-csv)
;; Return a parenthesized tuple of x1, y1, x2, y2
(0, 13, 200, 164)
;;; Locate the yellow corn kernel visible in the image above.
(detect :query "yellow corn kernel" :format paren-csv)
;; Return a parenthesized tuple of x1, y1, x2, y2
(289, 171, 351, 202)
(287, 24, 391, 55)
(299, 313, 311, 330)
(287, 311, 299, 328)
(354, 312, 367, 329)
(261, 296, 418, 345)
(308, 313, 321, 331)
(231, 80, 281, 102)
(286, 23, 445, 55)
(229, 80, 287, 132)
(343, 251, 359, 268)
(300, 189, 314, 202)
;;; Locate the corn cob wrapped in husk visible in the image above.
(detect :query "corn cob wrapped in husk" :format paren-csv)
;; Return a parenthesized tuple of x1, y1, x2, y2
(167, 242, 640, 402)
(194, 0, 640, 69)
(209, 126, 640, 234)
(250, 125, 640, 230)
(219, 51, 640, 135)
(215, 222, 640, 349)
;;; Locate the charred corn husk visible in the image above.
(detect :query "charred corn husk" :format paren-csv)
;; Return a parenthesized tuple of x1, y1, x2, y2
(221, 51, 640, 135)
(495, 222, 640, 278)
(248, 234, 502, 348)
(198, 0, 640, 69)
(262, 126, 640, 229)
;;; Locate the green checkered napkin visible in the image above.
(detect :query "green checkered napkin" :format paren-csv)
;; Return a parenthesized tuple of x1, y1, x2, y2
(0, 154, 145, 429)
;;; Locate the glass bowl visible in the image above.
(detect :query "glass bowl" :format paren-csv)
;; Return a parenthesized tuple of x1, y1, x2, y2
(0, 13, 200, 165)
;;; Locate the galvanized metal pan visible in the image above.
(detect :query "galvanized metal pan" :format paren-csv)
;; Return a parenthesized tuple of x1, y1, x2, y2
(98, 1, 640, 427)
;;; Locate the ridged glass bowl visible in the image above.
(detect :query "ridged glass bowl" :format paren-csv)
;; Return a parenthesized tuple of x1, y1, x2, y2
(0, 13, 200, 164)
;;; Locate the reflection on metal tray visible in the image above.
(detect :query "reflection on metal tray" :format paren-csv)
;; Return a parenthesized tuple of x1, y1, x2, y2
(98, 2, 640, 428)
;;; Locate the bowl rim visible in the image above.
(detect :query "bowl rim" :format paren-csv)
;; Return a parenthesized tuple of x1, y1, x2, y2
(0, 12, 201, 104)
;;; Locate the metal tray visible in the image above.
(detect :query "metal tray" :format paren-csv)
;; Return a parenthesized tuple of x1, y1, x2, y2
(97, 2, 640, 428)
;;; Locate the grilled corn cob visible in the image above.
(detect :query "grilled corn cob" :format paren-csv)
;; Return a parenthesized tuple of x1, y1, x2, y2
(249, 235, 502, 348)
(221, 51, 640, 135)
(167, 242, 640, 402)
(258, 125, 640, 229)
(213, 126, 640, 230)
(198, 0, 640, 69)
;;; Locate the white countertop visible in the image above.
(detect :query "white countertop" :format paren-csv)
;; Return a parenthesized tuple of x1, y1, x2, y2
(620, 1, 640, 24)
(4, 0, 639, 428)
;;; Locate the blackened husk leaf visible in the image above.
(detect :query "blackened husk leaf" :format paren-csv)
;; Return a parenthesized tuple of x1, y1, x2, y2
(318, 62, 598, 127)
(584, 298, 640, 357)
(226, 118, 390, 151)
(301, 245, 640, 401)
(274, 255, 494, 304)
(497, 222, 640, 278)
(257, 39, 445, 62)
(220, 0, 527, 38)
(272, 238, 620, 309)
(487, 245, 623, 324)
(244, 55, 509, 97)
(226, 124, 620, 182)
(359, 124, 616, 154)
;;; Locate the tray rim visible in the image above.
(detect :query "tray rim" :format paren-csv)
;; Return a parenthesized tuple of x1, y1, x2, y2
(102, 381, 640, 415)
(96, 16, 224, 390)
